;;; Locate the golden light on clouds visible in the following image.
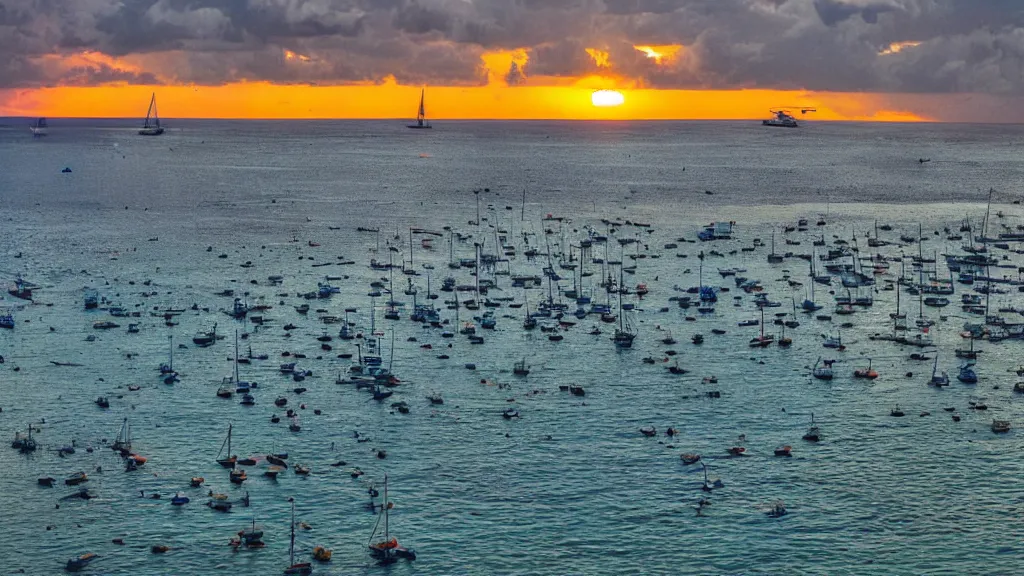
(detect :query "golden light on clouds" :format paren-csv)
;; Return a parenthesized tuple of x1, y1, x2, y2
(0, 46, 931, 122)
(591, 89, 625, 107)
(585, 48, 611, 68)
(481, 48, 529, 86)
(633, 45, 683, 65)
(283, 49, 311, 62)
(879, 41, 922, 55)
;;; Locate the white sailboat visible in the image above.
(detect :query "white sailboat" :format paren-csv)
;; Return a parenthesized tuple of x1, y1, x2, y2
(139, 93, 165, 136)
(407, 88, 431, 129)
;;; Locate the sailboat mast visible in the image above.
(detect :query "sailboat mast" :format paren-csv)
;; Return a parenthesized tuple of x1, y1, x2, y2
(384, 475, 389, 543)
(234, 330, 240, 382)
(290, 499, 296, 566)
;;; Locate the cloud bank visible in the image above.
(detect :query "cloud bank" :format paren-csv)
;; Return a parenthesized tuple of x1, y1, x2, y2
(2, 0, 1024, 97)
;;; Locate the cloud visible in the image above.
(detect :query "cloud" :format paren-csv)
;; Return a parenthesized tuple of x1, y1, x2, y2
(1, 0, 1024, 105)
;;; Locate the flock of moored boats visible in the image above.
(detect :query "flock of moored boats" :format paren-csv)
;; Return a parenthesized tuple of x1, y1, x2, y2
(5, 189, 1024, 568)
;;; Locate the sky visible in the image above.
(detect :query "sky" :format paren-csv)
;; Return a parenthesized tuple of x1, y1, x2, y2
(2, 0, 1023, 121)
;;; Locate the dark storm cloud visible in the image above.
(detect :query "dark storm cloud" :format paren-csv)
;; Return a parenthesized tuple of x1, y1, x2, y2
(4, 0, 1024, 99)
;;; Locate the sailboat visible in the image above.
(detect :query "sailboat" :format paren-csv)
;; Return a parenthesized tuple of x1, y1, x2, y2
(407, 88, 432, 129)
(30, 117, 48, 137)
(284, 498, 312, 575)
(612, 264, 636, 348)
(112, 417, 132, 455)
(217, 424, 237, 468)
(139, 92, 165, 136)
(368, 474, 416, 564)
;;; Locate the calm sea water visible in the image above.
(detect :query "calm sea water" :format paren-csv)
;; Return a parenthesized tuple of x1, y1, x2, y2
(0, 120, 1023, 575)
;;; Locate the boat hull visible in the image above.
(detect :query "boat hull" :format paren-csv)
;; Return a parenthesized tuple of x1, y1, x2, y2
(139, 127, 165, 136)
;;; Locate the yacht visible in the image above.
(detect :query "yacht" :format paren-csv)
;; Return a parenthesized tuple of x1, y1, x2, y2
(763, 107, 814, 128)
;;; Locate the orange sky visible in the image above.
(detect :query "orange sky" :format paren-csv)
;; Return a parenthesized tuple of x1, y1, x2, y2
(0, 48, 930, 121)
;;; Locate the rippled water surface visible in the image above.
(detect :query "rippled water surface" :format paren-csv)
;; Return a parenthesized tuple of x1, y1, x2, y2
(1, 120, 1023, 575)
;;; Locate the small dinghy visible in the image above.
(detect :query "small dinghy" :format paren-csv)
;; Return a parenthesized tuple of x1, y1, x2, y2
(65, 552, 98, 572)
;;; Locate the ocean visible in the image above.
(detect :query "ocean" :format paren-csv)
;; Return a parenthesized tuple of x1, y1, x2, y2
(0, 119, 1022, 575)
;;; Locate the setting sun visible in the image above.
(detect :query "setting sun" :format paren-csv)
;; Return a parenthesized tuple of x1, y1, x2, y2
(592, 90, 625, 107)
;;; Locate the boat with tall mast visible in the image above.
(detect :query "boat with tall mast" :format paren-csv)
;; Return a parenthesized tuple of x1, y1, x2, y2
(216, 424, 237, 468)
(112, 417, 132, 455)
(368, 474, 416, 564)
(613, 264, 636, 348)
(407, 88, 431, 129)
(284, 498, 312, 575)
(139, 92, 165, 136)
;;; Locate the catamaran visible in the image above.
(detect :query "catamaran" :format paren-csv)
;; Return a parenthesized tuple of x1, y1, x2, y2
(407, 88, 431, 129)
(30, 117, 48, 137)
(139, 92, 165, 136)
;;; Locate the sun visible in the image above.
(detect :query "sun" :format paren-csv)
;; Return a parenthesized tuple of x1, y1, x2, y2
(592, 90, 625, 107)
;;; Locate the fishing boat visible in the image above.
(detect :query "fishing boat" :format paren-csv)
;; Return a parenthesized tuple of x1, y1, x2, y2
(7, 276, 33, 300)
(193, 323, 217, 346)
(407, 88, 432, 129)
(284, 498, 313, 575)
(368, 475, 416, 564)
(30, 117, 48, 137)
(217, 424, 237, 468)
(139, 92, 165, 136)
(12, 424, 37, 453)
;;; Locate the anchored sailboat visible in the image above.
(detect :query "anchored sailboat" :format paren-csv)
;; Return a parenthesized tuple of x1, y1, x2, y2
(139, 93, 165, 136)
(368, 474, 416, 564)
(407, 89, 432, 129)
(284, 498, 312, 575)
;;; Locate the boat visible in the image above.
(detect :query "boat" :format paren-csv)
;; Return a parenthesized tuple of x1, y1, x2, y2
(30, 117, 48, 137)
(957, 362, 978, 384)
(313, 545, 333, 562)
(170, 493, 190, 506)
(0, 309, 13, 329)
(853, 359, 878, 379)
(407, 88, 432, 129)
(513, 359, 530, 376)
(229, 469, 247, 484)
(762, 108, 812, 128)
(193, 323, 217, 346)
(8, 276, 33, 300)
(680, 453, 701, 465)
(284, 498, 313, 575)
(368, 474, 416, 564)
(139, 92, 165, 136)
(812, 358, 834, 380)
(890, 405, 905, 417)
(84, 289, 99, 309)
(773, 445, 792, 457)
(217, 424, 237, 468)
(802, 414, 821, 442)
(992, 419, 1011, 433)
(65, 471, 88, 486)
(929, 356, 949, 387)
(111, 417, 132, 455)
(65, 552, 98, 572)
